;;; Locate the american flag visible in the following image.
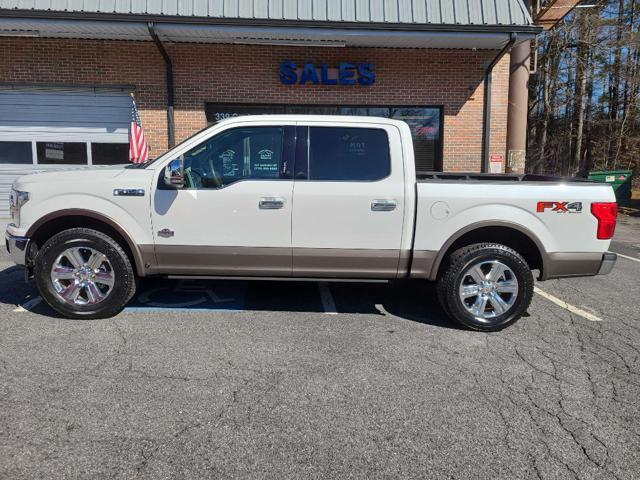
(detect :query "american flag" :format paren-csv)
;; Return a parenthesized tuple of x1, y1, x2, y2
(129, 96, 149, 164)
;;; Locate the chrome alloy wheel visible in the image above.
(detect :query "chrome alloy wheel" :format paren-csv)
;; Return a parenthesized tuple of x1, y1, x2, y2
(50, 247, 115, 306)
(458, 260, 519, 321)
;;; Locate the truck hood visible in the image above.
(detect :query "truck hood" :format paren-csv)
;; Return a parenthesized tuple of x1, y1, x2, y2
(14, 165, 130, 188)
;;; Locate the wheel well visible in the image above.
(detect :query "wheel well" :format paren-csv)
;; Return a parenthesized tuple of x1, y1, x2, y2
(438, 226, 544, 277)
(30, 215, 138, 272)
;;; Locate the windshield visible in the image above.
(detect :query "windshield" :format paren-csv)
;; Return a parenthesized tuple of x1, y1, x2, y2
(128, 124, 215, 169)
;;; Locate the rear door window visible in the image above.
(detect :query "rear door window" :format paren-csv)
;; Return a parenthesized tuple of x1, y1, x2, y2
(307, 127, 390, 181)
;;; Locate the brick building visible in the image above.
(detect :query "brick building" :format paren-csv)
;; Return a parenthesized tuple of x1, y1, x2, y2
(0, 0, 541, 211)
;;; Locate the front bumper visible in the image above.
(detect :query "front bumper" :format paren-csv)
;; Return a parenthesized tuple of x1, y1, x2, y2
(597, 252, 617, 275)
(5, 231, 31, 266)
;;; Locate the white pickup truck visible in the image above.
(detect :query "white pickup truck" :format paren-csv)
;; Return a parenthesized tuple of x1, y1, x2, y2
(6, 115, 618, 330)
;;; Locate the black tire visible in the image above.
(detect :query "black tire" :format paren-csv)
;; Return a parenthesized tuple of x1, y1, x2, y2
(436, 243, 533, 331)
(34, 228, 137, 319)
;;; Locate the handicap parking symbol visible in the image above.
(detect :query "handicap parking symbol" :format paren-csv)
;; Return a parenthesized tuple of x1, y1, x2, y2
(126, 280, 246, 312)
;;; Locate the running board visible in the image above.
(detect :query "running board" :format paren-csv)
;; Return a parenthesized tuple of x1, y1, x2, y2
(164, 275, 390, 283)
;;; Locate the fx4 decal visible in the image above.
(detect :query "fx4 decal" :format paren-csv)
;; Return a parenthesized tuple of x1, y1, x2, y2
(536, 201, 583, 213)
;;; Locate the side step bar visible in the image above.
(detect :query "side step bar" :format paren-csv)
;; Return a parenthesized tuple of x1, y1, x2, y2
(165, 275, 389, 283)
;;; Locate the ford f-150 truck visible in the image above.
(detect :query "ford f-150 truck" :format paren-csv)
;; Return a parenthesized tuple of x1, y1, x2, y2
(5, 115, 618, 330)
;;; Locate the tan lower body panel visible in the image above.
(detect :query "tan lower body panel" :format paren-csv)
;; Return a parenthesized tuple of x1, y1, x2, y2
(292, 248, 401, 278)
(147, 245, 292, 276)
(140, 246, 605, 281)
(144, 245, 402, 278)
(408, 250, 604, 281)
(543, 252, 603, 279)
(138, 244, 156, 276)
(408, 250, 438, 279)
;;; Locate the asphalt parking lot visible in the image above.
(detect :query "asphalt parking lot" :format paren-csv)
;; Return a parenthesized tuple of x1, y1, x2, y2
(1, 218, 639, 479)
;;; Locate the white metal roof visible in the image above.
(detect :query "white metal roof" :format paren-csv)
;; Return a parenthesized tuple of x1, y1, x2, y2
(0, 1, 538, 49)
(0, 0, 534, 27)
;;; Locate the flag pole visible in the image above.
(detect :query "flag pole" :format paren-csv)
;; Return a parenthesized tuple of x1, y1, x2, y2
(128, 91, 150, 164)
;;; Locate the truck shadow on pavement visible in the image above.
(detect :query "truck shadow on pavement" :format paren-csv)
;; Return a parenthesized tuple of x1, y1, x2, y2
(0, 265, 458, 329)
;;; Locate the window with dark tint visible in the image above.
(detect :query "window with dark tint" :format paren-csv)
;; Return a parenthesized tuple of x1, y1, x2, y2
(308, 127, 390, 181)
(91, 143, 128, 165)
(36, 142, 87, 165)
(0, 141, 32, 164)
(183, 127, 284, 189)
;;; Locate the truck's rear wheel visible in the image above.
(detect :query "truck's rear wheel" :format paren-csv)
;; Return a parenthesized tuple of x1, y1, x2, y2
(34, 228, 136, 319)
(437, 243, 533, 331)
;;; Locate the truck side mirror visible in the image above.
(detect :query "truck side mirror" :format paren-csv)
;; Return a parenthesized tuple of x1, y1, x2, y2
(164, 158, 184, 188)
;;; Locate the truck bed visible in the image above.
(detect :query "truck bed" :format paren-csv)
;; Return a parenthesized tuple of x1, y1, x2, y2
(416, 172, 592, 183)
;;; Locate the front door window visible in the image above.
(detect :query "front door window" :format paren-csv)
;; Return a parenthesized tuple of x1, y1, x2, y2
(182, 127, 285, 189)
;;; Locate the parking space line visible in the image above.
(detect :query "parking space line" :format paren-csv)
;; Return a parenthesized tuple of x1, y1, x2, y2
(534, 287, 602, 322)
(318, 282, 337, 315)
(613, 252, 640, 263)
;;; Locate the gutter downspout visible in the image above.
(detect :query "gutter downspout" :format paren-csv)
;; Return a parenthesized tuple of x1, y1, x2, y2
(482, 32, 517, 173)
(148, 22, 175, 149)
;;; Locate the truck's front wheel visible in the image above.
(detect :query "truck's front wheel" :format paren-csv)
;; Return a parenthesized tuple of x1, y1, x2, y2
(437, 243, 533, 331)
(34, 228, 136, 319)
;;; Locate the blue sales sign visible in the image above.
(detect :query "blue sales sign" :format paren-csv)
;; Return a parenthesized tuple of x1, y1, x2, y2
(280, 61, 375, 86)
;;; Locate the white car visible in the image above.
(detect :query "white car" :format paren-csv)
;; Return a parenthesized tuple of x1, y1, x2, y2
(5, 115, 618, 331)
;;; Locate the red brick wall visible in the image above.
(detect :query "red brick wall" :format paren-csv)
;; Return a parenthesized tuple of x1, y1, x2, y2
(0, 37, 510, 172)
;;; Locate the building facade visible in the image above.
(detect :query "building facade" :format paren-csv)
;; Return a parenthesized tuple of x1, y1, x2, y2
(0, 0, 540, 213)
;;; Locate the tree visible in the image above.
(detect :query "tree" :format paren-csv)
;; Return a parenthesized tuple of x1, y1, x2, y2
(528, 0, 639, 187)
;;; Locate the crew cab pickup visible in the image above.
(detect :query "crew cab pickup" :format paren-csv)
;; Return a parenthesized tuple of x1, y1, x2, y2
(5, 115, 618, 330)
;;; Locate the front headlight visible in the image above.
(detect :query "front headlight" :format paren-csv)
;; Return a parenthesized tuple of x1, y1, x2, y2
(9, 189, 29, 227)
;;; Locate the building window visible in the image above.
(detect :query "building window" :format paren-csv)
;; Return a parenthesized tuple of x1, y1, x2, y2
(1, 141, 129, 165)
(308, 127, 391, 181)
(389, 108, 441, 174)
(91, 143, 129, 165)
(205, 103, 443, 172)
(36, 142, 87, 165)
(0, 142, 32, 164)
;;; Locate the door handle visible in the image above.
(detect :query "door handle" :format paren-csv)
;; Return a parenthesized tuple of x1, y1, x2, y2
(259, 197, 285, 210)
(371, 199, 397, 212)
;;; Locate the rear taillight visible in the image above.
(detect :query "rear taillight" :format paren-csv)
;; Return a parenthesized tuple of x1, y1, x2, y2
(591, 202, 618, 240)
